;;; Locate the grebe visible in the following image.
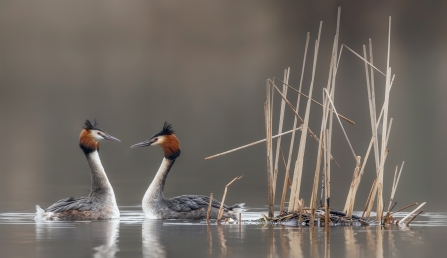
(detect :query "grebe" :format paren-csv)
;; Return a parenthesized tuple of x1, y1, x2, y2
(131, 122, 244, 220)
(34, 120, 121, 221)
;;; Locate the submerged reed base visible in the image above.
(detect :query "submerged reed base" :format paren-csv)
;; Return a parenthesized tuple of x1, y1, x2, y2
(260, 207, 375, 227)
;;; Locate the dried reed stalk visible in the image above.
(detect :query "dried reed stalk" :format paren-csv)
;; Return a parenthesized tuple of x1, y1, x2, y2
(265, 80, 274, 218)
(363, 45, 380, 173)
(349, 125, 379, 218)
(204, 127, 302, 160)
(217, 176, 243, 221)
(279, 148, 289, 213)
(387, 161, 405, 213)
(313, 53, 335, 221)
(370, 147, 389, 219)
(323, 88, 357, 160)
(298, 199, 304, 225)
(344, 156, 361, 218)
(292, 21, 322, 213)
(362, 74, 395, 217)
(362, 178, 377, 217)
(273, 78, 355, 125)
(324, 132, 331, 218)
(405, 210, 423, 226)
(270, 81, 320, 141)
(342, 44, 385, 76)
(206, 192, 213, 221)
(391, 202, 417, 214)
(271, 82, 343, 173)
(399, 202, 425, 225)
(322, 40, 337, 221)
(377, 111, 392, 221)
(368, 40, 380, 171)
(383, 165, 399, 224)
(325, 8, 341, 221)
(273, 68, 290, 201)
(376, 17, 392, 222)
(282, 32, 310, 213)
(343, 44, 382, 219)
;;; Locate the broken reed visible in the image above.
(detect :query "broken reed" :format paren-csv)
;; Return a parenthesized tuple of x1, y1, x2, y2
(217, 176, 243, 222)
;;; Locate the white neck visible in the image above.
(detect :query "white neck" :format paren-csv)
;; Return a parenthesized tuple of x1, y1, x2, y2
(142, 158, 175, 215)
(86, 151, 116, 202)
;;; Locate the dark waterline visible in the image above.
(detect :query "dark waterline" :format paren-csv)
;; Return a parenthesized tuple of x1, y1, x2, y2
(1, 207, 446, 258)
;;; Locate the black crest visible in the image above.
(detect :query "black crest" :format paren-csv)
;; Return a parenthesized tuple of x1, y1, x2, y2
(83, 119, 102, 131)
(153, 122, 175, 138)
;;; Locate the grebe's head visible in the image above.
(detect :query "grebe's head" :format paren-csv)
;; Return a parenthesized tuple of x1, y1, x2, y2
(79, 119, 120, 154)
(131, 122, 181, 160)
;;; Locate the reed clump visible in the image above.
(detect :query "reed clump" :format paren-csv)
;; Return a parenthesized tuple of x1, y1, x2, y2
(205, 7, 424, 226)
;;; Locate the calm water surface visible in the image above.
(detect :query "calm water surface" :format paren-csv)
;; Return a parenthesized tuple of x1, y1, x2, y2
(1, 207, 446, 258)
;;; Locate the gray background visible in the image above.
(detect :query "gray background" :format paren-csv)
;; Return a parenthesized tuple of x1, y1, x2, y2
(1, 1, 445, 213)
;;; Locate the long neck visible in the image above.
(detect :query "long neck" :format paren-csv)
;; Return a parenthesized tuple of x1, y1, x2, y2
(144, 157, 175, 202)
(86, 151, 116, 199)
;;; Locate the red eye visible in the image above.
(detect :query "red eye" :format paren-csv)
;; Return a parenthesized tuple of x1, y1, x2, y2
(97, 132, 101, 135)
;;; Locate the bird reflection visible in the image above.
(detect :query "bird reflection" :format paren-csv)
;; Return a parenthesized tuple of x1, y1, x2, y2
(35, 220, 120, 258)
(92, 221, 120, 258)
(142, 220, 166, 258)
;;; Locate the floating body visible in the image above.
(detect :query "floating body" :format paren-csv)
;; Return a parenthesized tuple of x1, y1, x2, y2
(34, 120, 121, 221)
(132, 122, 244, 220)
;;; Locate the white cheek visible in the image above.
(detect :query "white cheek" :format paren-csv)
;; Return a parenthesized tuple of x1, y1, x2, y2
(152, 136, 165, 146)
(91, 130, 104, 141)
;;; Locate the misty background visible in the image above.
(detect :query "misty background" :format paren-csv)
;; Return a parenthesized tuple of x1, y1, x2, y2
(0, 1, 446, 213)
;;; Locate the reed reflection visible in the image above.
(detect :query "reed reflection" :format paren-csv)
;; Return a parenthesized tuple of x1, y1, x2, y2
(266, 224, 277, 258)
(264, 224, 418, 258)
(310, 228, 320, 258)
(324, 227, 330, 258)
(142, 220, 166, 258)
(376, 226, 384, 258)
(344, 227, 359, 257)
(207, 223, 213, 256)
(217, 223, 227, 256)
(285, 227, 304, 258)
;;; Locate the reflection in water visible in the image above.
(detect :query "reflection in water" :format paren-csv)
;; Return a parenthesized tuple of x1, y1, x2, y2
(217, 223, 227, 256)
(34, 220, 119, 258)
(324, 227, 330, 258)
(207, 223, 213, 256)
(142, 220, 166, 258)
(5, 211, 440, 257)
(279, 226, 303, 258)
(267, 224, 276, 258)
(344, 227, 359, 257)
(310, 228, 320, 258)
(376, 226, 383, 258)
(280, 226, 288, 257)
(386, 226, 396, 258)
(92, 220, 120, 258)
(263, 224, 429, 258)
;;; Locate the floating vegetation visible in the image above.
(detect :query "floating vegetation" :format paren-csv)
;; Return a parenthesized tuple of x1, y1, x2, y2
(205, 7, 425, 227)
(260, 209, 376, 226)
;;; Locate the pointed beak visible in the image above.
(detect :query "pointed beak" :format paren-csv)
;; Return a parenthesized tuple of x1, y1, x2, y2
(130, 139, 153, 148)
(103, 134, 121, 142)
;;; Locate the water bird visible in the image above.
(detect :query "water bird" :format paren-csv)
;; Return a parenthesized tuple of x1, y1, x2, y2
(131, 122, 244, 219)
(34, 120, 121, 221)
